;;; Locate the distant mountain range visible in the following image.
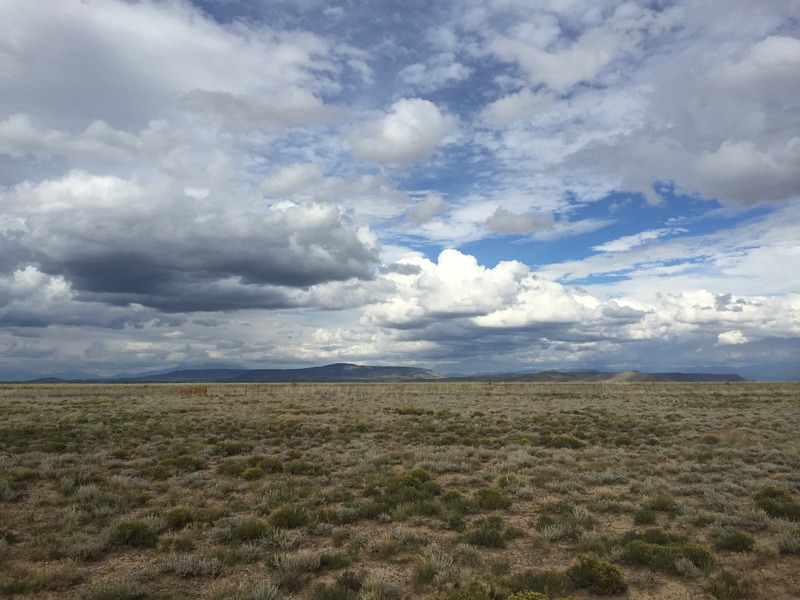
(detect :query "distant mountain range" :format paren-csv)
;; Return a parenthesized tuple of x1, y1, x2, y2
(22, 363, 747, 383)
(448, 369, 748, 383)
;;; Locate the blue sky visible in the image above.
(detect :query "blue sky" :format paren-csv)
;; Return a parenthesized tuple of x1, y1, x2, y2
(0, 0, 798, 380)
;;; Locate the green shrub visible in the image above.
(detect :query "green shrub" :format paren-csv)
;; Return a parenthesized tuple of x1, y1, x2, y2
(705, 569, 757, 600)
(285, 460, 328, 476)
(643, 493, 679, 513)
(109, 520, 158, 548)
(0, 529, 19, 544)
(248, 455, 284, 473)
(441, 491, 470, 515)
(311, 583, 360, 600)
(166, 506, 194, 530)
(712, 528, 755, 552)
(217, 459, 245, 476)
(441, 510, 467, 531)
(395, 499, 440, 520)
(8, 466, 38, 483)
(229, 518, 269, 542)
(141, 464, 169, 480)
(0, 478, 18, 501)
(464, 517, 507, 548)
(446, 576, 511, 600)
(269, 505, 308, 529)
(755, 486, 800, 520)
(566, 555, 627, 595)
(335, 570, 365, 593)
(0, 561, 83, 594)
(506, 569, 570, 597)
(213, 441, 254, 456)
(466, 526, 506, 548)
(161, 454, 205, 472)
(620, 539, 713, 574)
(542, 434, 584, 449)
(473, 487, 512, 510)
(632, 528, 682, 545)
(633, 507, 657, 525)
(506, 593, 548, 600)
(242, 467, 267, 481)
(358, 469, 442, 519)
(385, 469, 440, 503)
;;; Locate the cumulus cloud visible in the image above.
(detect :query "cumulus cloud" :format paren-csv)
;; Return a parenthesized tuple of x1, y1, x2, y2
(0, 0, 345, 131)
(468, 2, 800, 209)
(361, 249, 800, 375)
(363, 248, 602, 330)
(351, 98, 455, 164)
(2, 171, 379, 312)
(0, 114, 142, 160)
(692, 139, 800, 205)
(490, 27, 621, 92)
(717, 35, 800, 99)
(717, 330, 748, 346)
(0, 266, 159, 329)
(260, 163, 325, 197)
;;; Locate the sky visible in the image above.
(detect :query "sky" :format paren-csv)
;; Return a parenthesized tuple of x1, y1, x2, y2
(0, 0, 799, 381)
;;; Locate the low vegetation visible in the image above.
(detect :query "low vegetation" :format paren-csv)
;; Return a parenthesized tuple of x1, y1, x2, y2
(0, 381, 798, 598)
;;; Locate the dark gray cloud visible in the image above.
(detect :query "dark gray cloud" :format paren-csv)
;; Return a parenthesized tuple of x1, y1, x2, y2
(0, 230, 30, 273)
(12, 193, 378, 312)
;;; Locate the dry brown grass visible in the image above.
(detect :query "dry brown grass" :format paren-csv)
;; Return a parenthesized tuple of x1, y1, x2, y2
(0, 381, 799, 599)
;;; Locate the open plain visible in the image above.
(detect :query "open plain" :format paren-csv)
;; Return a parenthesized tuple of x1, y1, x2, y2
(1, 382, 799, 599)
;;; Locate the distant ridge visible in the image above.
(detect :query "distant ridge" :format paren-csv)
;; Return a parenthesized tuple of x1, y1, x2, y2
(53, 363, 444, 383)
(20, 365, 747, 383)
(449, 369, 747, 383)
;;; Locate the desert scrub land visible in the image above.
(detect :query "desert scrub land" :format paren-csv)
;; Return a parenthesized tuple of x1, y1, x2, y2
(1, 382, 799, 599)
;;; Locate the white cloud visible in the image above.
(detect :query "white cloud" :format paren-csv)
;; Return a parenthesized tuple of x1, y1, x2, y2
(481, 88, 558, 126)
(0, 114, 140, 160)
(0, 0, 343, 130)
(351, 98, 456, 164)
(692, 139, 800, 205)
(0, 265, 157, 329)
(363, 249, 529, 327)
(398, 52, 472, 91)
(485, 207, 555, 235)
(260, 163, 325, 197)
(717, 35, 800, 99)
(593, 228, 687, 253)
(359, 248, 800, 376)
(468, 2, 800, 209)
(405, 194, 448, 226)
(717, 330, 748, 346)
(490, 27, 621, 92)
